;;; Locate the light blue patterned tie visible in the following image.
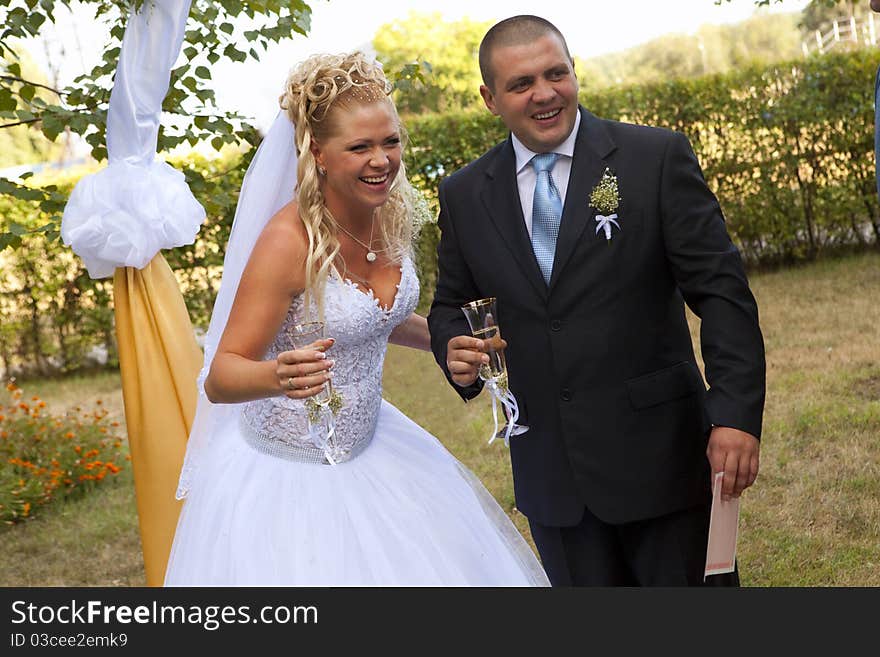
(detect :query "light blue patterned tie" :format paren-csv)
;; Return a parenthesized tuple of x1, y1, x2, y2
(530, 153, 562, 284)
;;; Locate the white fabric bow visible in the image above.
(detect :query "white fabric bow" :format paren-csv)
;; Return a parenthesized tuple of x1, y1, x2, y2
(595, 213, 621, 241)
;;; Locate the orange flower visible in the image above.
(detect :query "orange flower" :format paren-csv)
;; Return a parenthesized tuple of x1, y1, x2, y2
(38, 401, 45, 408)
(6, 382, 17, 392)
(31, 396, 39, 401)
(18, 402, 29, 411)
(22, 502, 30, 517)
(0, 413, 5, 421)
(65, 432, 75, 439)
(73, 446, 82, 454)
(111, 421, 120, 427)
(95, 399, 103, 405)
(0, 431, 7, 439)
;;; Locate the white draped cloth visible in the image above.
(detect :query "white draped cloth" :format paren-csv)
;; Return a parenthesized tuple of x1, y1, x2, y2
(61, 0, 204, 279)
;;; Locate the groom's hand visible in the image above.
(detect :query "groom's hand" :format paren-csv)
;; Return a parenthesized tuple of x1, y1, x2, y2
(446, 335, 504, 388)
(706, 426, 760, 502)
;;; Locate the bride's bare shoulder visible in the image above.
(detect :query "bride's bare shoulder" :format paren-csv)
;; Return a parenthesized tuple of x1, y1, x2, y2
(256, 201, 309, 260)
(241, 201, 309, 296)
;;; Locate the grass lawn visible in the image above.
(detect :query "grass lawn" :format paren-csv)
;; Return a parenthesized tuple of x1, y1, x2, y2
(1, 251, 878, 586)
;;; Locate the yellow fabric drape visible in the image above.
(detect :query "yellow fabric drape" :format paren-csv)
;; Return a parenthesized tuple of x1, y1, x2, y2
(113, 253, 202, 586)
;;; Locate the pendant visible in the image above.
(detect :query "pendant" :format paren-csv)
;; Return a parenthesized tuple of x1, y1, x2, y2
(366, 251, 377, 263)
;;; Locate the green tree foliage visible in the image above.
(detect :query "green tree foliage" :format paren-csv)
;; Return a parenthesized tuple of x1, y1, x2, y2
(373, 11, 491, 114)
(799, 0, 866, 32)
(0, 47, 63, 167)
(579, 12, 803, 90)
(719, 0, 851, 29)
(0, 0, 313, 249)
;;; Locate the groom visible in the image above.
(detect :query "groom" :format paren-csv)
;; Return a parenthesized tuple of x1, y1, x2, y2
(427, 15, 766, 586)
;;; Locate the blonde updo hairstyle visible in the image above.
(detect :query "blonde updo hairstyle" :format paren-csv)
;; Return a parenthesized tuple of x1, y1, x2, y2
(279, 52, 416, 319)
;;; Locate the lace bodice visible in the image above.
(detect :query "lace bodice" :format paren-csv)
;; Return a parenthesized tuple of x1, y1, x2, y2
(240, 257, 419, 463)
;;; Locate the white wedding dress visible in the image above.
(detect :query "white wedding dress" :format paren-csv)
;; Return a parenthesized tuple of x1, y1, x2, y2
(164, 256, 549, 586)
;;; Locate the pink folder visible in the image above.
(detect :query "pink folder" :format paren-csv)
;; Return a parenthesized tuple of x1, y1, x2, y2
(704, 471, 740, 578)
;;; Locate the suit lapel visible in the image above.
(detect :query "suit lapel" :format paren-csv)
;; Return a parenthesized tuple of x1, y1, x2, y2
(548, 108, 617, 293)
(480, 140, 548, 301)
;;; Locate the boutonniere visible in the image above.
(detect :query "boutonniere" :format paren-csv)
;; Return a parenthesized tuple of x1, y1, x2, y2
(589, 167, 621, 242)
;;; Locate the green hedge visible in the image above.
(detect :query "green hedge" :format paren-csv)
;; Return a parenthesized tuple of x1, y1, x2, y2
(3, 50, 879, 377)
(0, 153, 244, 378)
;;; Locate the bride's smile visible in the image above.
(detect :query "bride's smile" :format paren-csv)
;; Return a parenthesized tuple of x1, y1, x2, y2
(312, 101, 402, 221)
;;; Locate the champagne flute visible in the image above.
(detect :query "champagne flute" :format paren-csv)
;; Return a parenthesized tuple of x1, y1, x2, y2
(460, 297, 528, 441)
(290, 321, 332, 406)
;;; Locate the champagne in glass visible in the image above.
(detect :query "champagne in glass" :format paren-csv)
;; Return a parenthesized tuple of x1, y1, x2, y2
(290, 321, 332, 405)
(470, 324, 506, 382)
(461, 297, 527, 440)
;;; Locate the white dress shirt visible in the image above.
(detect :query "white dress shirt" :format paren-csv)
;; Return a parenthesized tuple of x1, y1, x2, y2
(511, 110, 581, 238)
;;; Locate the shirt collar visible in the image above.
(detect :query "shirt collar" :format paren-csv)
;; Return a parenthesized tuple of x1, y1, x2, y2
(512, 109, 581, 174)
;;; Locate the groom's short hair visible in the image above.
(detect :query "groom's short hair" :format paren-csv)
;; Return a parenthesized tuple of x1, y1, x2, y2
(479, 15, 573, 91)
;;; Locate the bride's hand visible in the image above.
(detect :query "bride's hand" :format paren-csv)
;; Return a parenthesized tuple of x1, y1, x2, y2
(276, 338, 335, 399)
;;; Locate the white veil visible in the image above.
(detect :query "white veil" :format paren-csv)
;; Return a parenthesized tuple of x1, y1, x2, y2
(175, 111, 299, 499)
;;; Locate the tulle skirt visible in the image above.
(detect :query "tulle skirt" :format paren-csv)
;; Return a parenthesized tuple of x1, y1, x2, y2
(164, 399, 549, 586)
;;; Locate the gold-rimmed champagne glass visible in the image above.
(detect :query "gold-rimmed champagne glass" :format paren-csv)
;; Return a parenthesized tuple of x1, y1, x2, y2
(290, 321, 332, 406)
(460, 297, 528, 441)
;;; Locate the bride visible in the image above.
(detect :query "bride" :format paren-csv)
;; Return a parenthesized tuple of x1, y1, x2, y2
(163, 52, 549, 586)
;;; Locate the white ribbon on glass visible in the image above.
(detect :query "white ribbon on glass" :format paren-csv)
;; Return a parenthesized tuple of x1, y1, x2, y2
(307, 409, 338, 465)
(484, 380, 522, 448)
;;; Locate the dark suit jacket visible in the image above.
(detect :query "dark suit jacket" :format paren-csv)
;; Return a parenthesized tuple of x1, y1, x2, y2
(428, 107, 766, 527)
(874, 63, 880, 202)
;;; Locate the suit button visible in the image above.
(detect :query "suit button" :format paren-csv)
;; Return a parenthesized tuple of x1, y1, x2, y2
(561, 389, 572, 402)
(550, 319, 562, 331)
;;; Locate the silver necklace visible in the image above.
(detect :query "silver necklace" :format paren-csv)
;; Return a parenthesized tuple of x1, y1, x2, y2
(337, 219, 377, 263)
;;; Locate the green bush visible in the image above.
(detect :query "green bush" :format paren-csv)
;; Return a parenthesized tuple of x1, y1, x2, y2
(0, 380, 127, 525)
(0, 150, 246, 378)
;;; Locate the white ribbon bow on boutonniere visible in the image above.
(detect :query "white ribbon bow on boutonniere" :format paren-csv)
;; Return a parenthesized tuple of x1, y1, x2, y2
(589, 167, 622, 242)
